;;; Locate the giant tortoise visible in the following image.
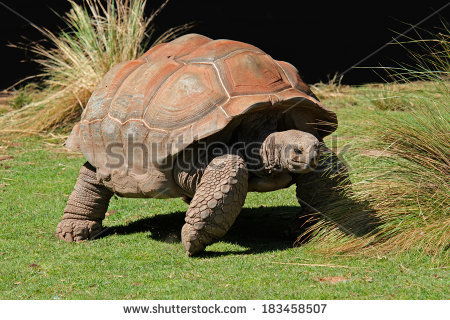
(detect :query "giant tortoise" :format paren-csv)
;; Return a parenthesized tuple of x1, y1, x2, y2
(57, 34, 347, 256)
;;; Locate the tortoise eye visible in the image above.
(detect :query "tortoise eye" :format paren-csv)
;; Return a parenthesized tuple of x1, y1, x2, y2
(294, 148, 302, 155)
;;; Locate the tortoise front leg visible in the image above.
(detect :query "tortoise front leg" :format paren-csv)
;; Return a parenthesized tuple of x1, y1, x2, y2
(181, 154, 248, 256)
(295, 144, 350, 209)
(56, 162, 113, 241)
(294, 145, 381, 240)
(292, 144, 350, 240)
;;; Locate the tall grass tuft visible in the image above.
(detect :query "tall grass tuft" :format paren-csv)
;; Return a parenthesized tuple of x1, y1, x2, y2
(372, 100, 448, 257)
(0, 0, 192, 134)
(299, 26, 449, 260)
(391, 23, 449, 83)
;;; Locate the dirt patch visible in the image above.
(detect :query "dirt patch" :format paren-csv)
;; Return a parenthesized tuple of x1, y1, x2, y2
(314, 276, 348, 284)
(0, 155, 14, 162)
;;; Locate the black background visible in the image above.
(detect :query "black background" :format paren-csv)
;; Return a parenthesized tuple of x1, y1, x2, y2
(1, 0, 448, 90)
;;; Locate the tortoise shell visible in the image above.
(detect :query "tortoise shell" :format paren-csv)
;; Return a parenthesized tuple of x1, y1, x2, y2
(67, 33, 337, 198)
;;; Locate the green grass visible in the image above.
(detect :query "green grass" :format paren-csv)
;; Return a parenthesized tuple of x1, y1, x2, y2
(7, 85, 36, 110)
(0, 87, 448, 298)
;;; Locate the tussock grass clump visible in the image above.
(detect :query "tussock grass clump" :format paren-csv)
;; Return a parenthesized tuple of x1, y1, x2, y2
(300, 28, 449, 260)
(391, 25, 449, 83)
(300, 97, 449, 259)
(0, 0, 192, 134)
(367, 99, 448, 257)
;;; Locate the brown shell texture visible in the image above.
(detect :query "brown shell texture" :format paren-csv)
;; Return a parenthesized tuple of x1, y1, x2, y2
(66, 33, 337, 198)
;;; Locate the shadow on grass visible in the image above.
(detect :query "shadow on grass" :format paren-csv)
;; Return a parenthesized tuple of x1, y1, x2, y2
(101, 206, 304, 256)
(100, 198, 379, 257)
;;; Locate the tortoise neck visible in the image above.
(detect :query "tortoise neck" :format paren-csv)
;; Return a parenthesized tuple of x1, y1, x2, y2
(260, 133, 282, 175)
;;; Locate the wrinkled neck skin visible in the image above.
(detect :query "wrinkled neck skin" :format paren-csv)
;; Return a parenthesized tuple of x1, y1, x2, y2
(235, 111, 281, 176)
(260, 134, 282, 175)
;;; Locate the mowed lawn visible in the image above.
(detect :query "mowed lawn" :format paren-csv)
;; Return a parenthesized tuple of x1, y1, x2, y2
(0, 83, 448, 299)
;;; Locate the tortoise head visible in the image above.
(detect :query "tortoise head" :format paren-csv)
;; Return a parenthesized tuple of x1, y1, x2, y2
(261, 130, 320, 174)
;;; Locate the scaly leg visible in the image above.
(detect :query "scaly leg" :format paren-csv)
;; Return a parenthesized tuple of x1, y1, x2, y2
(292, 144, 350, 239)
(294, 145, 380, 240)
(56, 162, 113, 242)
(296, 144, 350, 209)
(181, 154, 248, 256)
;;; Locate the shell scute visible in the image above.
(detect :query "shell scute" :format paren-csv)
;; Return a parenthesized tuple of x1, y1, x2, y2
(108, 59, 182, 122)
(180, 39, 263, 63)
(276, 60, 318, 99)
(140, 34, 212, 61)
(89, 121, 106, 169)
(222, 94, 276, 117)
(143, 63, 228, 129)
(99, 116, 122, 180)
(120, 121, 149, 176)
(79, 122, 95, 166)
(144, 130, 169, 164)
(218, 52, 291, 96)
(83, 60, 145, 122)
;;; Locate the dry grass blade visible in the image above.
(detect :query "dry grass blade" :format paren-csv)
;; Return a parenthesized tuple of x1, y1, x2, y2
(269, 262, 361, 268)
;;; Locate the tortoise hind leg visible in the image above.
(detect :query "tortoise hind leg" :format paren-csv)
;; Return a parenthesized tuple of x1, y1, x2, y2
(182, 154, 248, 256)
(56, 162, 113, 242)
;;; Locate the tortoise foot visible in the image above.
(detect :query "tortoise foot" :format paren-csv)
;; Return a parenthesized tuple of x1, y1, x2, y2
(56, 219, 102, 242)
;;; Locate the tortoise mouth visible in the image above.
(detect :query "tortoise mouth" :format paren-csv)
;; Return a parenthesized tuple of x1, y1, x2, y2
(286, 159, 316, 173)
